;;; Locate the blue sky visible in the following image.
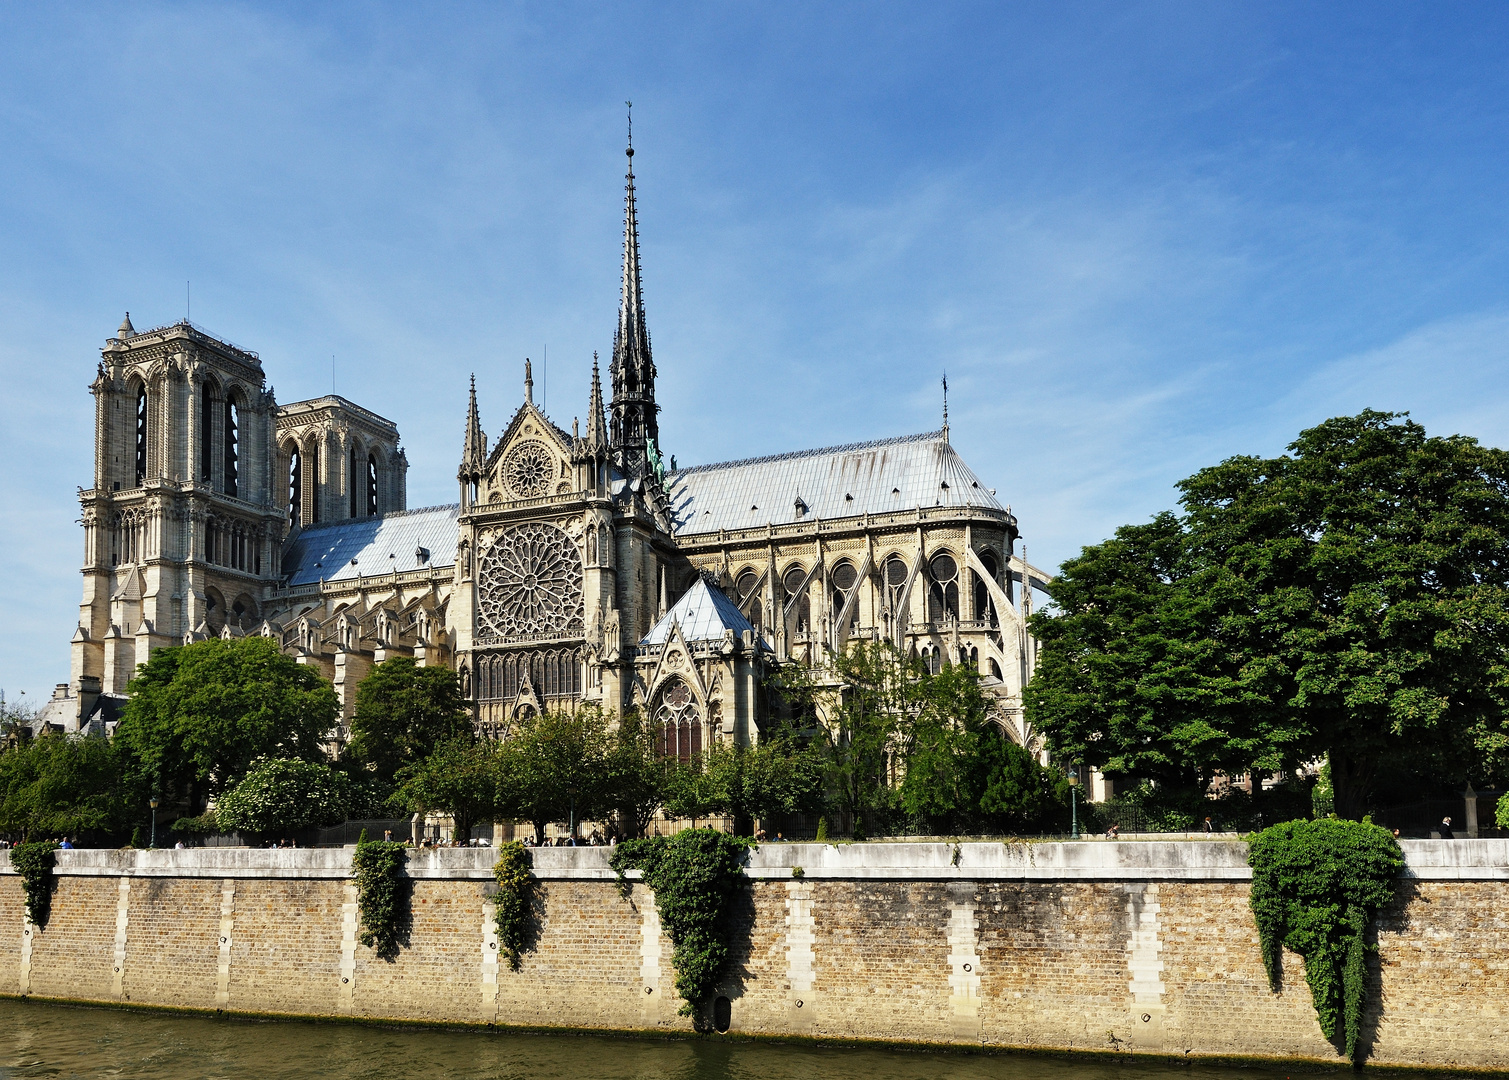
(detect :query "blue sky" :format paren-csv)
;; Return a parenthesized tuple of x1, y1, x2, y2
(3, 3, 1509, 704)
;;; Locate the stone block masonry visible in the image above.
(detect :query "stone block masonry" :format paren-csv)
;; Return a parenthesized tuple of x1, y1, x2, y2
(0, 841, 1504, 1071)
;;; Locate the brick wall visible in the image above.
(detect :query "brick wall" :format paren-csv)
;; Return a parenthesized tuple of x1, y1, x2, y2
(0, 842, 1504, 1071)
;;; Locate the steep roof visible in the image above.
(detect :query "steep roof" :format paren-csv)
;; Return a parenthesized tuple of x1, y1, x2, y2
(665, 431, 1004, 537)
(281, 504, 459, 586)
(639, 577, 767, 647)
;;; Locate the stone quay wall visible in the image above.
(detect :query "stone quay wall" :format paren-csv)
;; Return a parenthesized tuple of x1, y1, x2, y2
(0, 840, 1504, 1071)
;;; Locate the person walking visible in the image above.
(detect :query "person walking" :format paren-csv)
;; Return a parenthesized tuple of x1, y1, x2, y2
(1440, 816, 1454, 840)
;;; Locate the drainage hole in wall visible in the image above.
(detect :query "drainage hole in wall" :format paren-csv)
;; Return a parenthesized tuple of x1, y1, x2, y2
(490, 943, 496, 949)
(645, 987, 653, 994)
(795, 1000, 804, 1008)
(342, 977, 350, 984)
(963, 963, 971, 972)
(713, 996, 731, 1033)
(1142, 1013, 1151, 1023)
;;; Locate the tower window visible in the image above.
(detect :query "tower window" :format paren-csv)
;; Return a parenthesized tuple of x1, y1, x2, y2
(349, 447, 359, 517)
(223, 398, 239, 498)
(134, 386, 148, 486)
(367, 453, 378, 516)
(200, 387, 214, 481)
(289, 450, 302, 528)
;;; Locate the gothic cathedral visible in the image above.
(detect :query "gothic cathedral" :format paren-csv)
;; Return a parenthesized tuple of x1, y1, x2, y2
(51, 141, 1050, 759)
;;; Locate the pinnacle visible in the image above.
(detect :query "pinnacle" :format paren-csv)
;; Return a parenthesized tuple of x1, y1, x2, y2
(118, 312, 135, 338)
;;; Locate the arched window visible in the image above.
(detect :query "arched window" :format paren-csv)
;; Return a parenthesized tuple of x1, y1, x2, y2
(736, 569, 762, 632)
(223, 397, 239, 498)
(884, 555, 908, 614)
(974, 551, 999, 626)
(655, 678, 701, 763)
(200, 385, 216, 482)
(134, 385, 148, 486)
(830, 560, 858, 629)
(367, 453, 379, 516)
(349, 447, 360, 517)
(309, 443, 320, 524)
(288, 450, 302, 528)
(782, 566, 810, 634)
(927, 552, 959, 623)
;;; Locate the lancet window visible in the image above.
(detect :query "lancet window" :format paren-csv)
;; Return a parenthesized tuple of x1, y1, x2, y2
(654, 678, 702, 763)
(782, 566, 810, 634)
(736, 569, 762, 632)
(973, 550, 999, 626)
(474, 648, 583, 703)
(134, 385, 148, 486)
(927, 552, 959, 623)
(884, 555, 908, 615)
(367, 453, 379, 516)
(830, 560, 859, 631)
(223, 397, 240, 498)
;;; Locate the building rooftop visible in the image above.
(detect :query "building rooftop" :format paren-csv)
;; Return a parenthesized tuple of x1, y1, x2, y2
(639, 577, 767, 648)
(666, 431, 1006, 536)
(281, 504, 459, 586)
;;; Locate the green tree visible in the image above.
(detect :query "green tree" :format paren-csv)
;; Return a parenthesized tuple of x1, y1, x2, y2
(495, 707, 612, 842)
(973, 730, 1068, 833)
(214, 756, 352, 838)
(114, 636, 338, 812)
(601, 708, 667, 838)
(347, 657, 473, 785)
(703, 727, 827, 835)
(396, 737, 498, 842)
(0, 734, 129, 841)
(822, 641, 912, 831)
(1028, 412, 1509, 819)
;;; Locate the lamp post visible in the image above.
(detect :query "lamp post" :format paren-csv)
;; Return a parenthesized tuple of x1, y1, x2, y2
(1068, 765, 1080, 840)
(149, 797, 159, 849)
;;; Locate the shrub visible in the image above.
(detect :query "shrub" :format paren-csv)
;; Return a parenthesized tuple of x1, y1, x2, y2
(610, 829, 752, 1020)
(11, 841, 58, 926)
(351, 839, 408, 961)
(492, 841, 534, 971)
(1248, 818, 1402, 1063)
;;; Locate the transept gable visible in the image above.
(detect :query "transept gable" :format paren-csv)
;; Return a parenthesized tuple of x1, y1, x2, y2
(482, 402, 575, 503)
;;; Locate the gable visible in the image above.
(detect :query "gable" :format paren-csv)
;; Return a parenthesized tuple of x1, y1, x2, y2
(482, 404, 574, 504)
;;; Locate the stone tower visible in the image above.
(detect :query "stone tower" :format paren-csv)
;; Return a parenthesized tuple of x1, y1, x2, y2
(73, 317, 284, 711)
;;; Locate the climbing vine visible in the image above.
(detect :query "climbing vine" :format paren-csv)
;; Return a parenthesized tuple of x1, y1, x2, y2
(610, 829, 753, 1019)
(492, 841, 534, 971)
(351, 839, 409, 962)
(1248, 818, 1402, 1063)
(11, 842, 58, 927)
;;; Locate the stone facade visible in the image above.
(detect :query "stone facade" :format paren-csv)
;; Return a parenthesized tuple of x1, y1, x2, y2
(52, 141, 1051, 769)
(1, 841, 1505, 1071)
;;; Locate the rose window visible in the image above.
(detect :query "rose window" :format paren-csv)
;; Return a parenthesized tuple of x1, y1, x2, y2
(478, 523, 584, 639)
(503, 442, 554, 498)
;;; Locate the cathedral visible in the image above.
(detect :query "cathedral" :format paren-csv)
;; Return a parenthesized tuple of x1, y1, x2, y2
(47, 139, 1052, 762)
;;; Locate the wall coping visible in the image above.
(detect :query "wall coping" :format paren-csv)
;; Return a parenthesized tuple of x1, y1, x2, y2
(0, 839, 1502, 882)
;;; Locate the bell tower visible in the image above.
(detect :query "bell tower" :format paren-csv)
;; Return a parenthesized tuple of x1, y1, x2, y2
(73, 316, 283, 711)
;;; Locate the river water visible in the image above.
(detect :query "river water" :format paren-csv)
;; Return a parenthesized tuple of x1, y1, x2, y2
(0, 1000, 1298, 1080)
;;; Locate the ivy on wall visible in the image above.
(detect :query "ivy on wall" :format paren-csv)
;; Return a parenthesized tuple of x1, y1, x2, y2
(351, 839, 409, 961)
(492, 841, 535, 971)
(1248, 818, 1402, 1063)
(610, 830, 752, 1020)
(11, 842, 58, 926)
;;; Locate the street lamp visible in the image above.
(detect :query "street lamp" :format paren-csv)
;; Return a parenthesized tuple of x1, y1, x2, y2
(1068, 765, 1080, 840)
(149, 797, 159, 849)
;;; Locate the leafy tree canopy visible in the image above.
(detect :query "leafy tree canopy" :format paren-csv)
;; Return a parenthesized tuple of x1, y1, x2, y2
(494, 707, 612, 841)
(0, 734, 129, 841)
(395, 736, 496, 842)
(1027, 412, 1509, 818)
(347, 657, 472, 784)
(214, 756, 351, 838)
(115, 636, 338, 810)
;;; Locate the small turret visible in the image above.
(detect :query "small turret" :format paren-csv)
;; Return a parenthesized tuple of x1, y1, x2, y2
(117, 312, 135, 339)
(458, 374, 487, 506)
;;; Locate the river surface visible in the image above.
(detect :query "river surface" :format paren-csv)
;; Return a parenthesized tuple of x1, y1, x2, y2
(0, 1000, 1303, 1080)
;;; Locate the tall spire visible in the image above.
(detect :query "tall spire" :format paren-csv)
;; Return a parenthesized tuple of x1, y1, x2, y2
(460, 373, 486, 478)
(941, 372, 950, 444)
(609, 104, 659, 476)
